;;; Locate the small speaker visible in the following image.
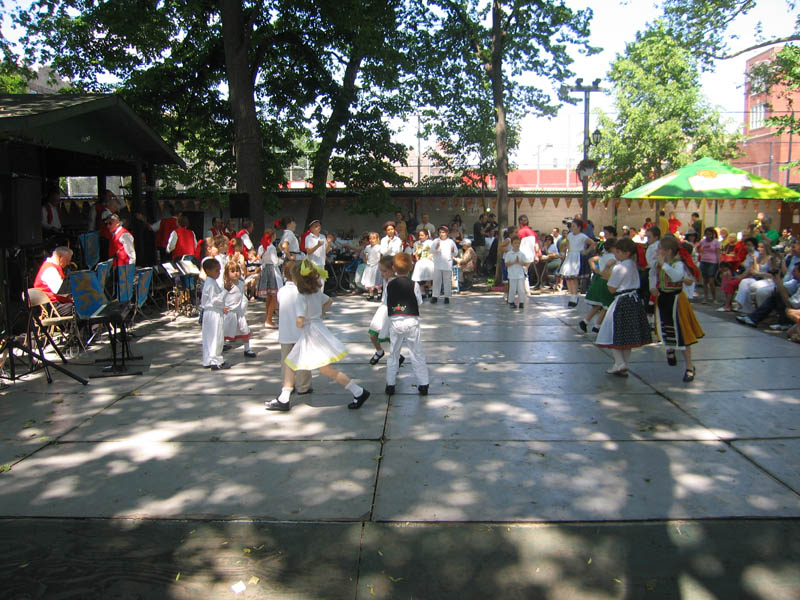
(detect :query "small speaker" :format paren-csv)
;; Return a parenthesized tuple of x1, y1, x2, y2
(229, 193, 250, 218)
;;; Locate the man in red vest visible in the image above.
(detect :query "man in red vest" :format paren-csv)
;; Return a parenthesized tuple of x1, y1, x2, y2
(104, 211, 136, 266)
(236, 220, 255, 252)
(153, 204, 179, 259)
(33, 246, 74, 315)
(166, 215, 198, 260)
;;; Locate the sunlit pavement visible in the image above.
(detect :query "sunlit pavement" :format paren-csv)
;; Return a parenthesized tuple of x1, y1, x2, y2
(2, 291, 800, 598)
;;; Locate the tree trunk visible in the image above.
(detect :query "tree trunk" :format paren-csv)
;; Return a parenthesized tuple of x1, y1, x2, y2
(490, 0, 508, 284)
(220, 0, 264, 239)
(306, 50, 364, 228)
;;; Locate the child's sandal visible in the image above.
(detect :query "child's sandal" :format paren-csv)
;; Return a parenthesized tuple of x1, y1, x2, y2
(666, 350, 677, 366)
(369, 350, 385, 365)
(683, 367, 695, 382)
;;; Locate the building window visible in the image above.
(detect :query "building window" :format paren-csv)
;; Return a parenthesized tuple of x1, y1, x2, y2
(748, 61, 770, 95)
(750, 103, 767, 131)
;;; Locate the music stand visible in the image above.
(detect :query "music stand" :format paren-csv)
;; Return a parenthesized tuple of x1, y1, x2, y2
(0, 248, 88, 386)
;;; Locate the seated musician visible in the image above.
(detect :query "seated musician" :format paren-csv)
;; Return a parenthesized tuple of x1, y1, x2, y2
(34, 246, 74, 316)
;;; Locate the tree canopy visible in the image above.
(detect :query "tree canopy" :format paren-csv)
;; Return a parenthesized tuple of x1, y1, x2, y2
(591, 24, 742, 198)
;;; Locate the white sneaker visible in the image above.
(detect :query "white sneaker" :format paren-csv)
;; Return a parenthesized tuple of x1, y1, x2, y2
(769, 323, 791, 331)
(716, 306, 730, 312)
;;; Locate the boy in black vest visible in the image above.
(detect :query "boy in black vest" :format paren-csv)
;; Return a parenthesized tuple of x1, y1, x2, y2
(385, 253, 429, 395)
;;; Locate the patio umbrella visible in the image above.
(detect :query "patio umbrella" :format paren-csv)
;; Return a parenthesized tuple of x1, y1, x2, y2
(621, 157, 800, 200)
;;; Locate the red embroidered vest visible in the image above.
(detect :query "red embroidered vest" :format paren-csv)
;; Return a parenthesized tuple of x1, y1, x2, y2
(156, 217, 178, 248)
(171, 227, 196, 259)
(33, 260, 70, 304)
(110, 226, 132, 266)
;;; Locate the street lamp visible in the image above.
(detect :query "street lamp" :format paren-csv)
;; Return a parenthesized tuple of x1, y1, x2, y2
(569, 78, 603, 221)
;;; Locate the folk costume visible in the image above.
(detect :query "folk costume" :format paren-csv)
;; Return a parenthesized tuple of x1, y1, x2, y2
(368, 277, 393, 342)
(585, 252, 616, 309)
(650, 258, 704, 350)
(255, 243, 283, 299)
(380, 234, 403, 257)
(108, 223, 136, 266)
(385, 276, 428, 392)
(361, 244, 382, 289)
(411, 239, 434, 283)
(559, 231, 591, 279)
(166, 226, 197, 260)
(503, 249, 528, 307)
(277, 281, 311, 393)
(285, 289, 348, 371)
(431, 236, 458, 300)
(200, 272, 226, 368)
(595, 258, 651, 350)
(223, 279, 251, 346)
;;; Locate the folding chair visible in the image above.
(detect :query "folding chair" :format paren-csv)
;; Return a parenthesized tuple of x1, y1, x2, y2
(25, 288, 83, 360)
(78, 231, 100, 269)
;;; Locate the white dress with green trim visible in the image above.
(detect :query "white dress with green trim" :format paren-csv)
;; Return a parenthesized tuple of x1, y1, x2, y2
(285, 290, 348, 370)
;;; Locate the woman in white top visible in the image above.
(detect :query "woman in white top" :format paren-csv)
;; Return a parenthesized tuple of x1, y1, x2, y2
(560, 219, 596, 307)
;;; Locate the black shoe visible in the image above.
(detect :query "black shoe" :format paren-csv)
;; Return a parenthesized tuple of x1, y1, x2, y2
(444, 297, 450, 304)
(266, 398, 291, 411)
(578, 320, 587, 332)
(222, 344, 232, 352)
(399, 355, 405, 367)
(384, 384, 395, 395)
(430, 297, 438, 304)
(202, 364, 212, 369)
(567, 301, 578, 308)
(418, 384, 429, 396)
(348, 389, 370, 409)
(369, 350, 385, 365)
(510, 302, 517, 309)
(211, 362, 231, 371)
(666, 350, 677, 366)
(296, 387, 313, 395)
(683, 367, 695, 382)
(518, 303, 524, 309)
(244, 350, 256, 358)
(591, 326, 600, 333)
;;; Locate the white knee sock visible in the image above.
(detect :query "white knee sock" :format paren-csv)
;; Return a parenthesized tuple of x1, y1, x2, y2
(345, 381, 363, 397)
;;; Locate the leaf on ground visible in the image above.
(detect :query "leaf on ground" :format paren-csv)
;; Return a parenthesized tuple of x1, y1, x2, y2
(209, 436, 220, 442)
(0, 464, 11, 473)
(243, 547, 251, 554)
(38, 436, 52, 443)
(587, 557, 592, 565)
(51, 398, 63, 404)
(22, 420, 35, 429)
(373, 455, 382, 461)
(368, 584, 375, 596)
(377, 550, 383, 556)
(388, 576, 403, 582)
(248, 576, 260, 585)
(175, 572, 180, 581)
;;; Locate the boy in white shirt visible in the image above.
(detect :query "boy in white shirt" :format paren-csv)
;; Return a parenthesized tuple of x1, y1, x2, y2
(430, 225, 458, 304)
(200, 258, 230, 370)
(503, 236, 529, 309)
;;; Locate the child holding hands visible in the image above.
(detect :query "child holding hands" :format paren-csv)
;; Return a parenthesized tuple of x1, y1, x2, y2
(200, 257, 230, 370)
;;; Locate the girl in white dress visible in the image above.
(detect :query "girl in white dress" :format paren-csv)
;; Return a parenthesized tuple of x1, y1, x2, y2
(560, 219, 596, 307)
(411, 229, 434, 297)
(222, 262, 256, 357)
(255, 228, 283, 327)
(360, 232, 383, 300)
(282, 260, 371, 409)
(595, 237, 652, 376)
(380, 222, 404, 257)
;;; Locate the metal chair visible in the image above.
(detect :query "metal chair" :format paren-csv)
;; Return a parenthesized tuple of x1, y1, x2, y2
(25, 288, 83, 359)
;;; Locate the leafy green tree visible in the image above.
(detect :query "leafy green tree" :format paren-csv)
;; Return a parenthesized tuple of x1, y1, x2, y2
(661, 0, 800, 63)
(591, 24, 742, 198)
(411, 0, 595, 279)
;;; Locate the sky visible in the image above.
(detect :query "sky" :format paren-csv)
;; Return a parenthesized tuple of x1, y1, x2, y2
(398, 0, 798, 172)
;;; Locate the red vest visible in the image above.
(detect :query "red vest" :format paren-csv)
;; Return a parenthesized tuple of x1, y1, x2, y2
(171, 227, 196, 259)
(156, 217, 178, 248)
(33, 259, 70, 304)
(236, 228, 248, 240)
(210, 227, 223, 237)
(110, 225, 133, 266)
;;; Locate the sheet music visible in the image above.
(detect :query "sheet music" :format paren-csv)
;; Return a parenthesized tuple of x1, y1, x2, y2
(161, 262, 180, 276)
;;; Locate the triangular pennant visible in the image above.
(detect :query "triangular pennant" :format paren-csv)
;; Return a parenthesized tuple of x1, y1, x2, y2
(753, 200, 760, 211)
(565, 198, 572, 208)
(515, 198, 523, 208)
(528, 197, 535, 207)
(591, 199, 597, 209)
(441, 198, 448, 209)
(637, 199, 643, 210)
(706, 199, 713, 209)
(742, 199, 749, 209)
(578, 199, 584, 209)
(615, 199, 620, 208)
(728, 199, 735, 209)
(541, 198, 547, 208)
(553, 198, 559, 208)
(625, 199, 632, 209)
(718, 199, 725, 210)
(466, 198, 474, 208)
(695, 199, 702, 209)
(649, 199, 655, 209)
(683, 198, 690, 209)
(453, 197, 461, 208)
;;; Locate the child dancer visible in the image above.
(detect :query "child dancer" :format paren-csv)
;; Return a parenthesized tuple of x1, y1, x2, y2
(200, 257, 230, 370)
(560, 219, 596, 307)
(595, 237, 652, 376)
(273, 259, 370, 410)
(430, 225, 458, 304)
(368, 256, 405, 365)
(503, 235, 529, 309)
(256, 227, 283, 327)
(266, 262, 311, 410)
(222, 262, 256, 357)
(361, 232, 383, 301)
(580, 238, 617, 334)
(385, 253, 429, 395)
(650, 236, 704, 382)
(411, 228, 434, 298)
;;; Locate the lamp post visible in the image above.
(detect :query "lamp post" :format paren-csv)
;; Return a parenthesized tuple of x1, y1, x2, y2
(570, 78, 602, 222)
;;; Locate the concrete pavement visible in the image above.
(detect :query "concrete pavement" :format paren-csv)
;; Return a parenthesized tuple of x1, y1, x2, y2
(1, 290, 799, 598)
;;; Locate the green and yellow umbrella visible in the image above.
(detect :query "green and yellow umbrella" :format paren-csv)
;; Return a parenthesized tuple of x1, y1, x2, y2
(621, 157, 800, 200)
